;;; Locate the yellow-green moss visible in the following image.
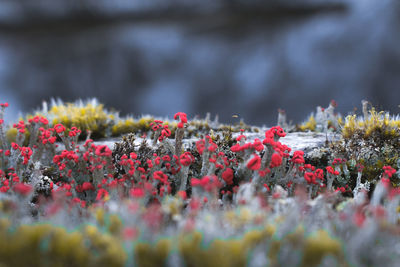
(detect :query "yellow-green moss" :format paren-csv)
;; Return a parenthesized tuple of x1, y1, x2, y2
(0, 223, 126, 267)
(5, 127, 30, 145)
(334, 108, 400, 184)
(342, 109, 400, 140)
(301, 230, 342, 267)
(178, 231, 248, 267)
(108, 214, 123, 236)
(134, 239, 171, 267)
(95, 208, 105, 227)
(299, 115, 317, 132)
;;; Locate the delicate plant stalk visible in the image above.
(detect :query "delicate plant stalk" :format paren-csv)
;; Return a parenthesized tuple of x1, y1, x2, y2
(175, 128, 184, 156)
(178, 166, 190, 191)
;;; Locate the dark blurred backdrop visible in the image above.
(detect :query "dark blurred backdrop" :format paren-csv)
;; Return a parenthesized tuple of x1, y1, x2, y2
(0, 0, 400, 125)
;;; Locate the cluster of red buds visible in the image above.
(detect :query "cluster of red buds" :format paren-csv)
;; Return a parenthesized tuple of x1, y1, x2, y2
(304, 168, 324, 185)
(196, 135, 218, 155)
(10, 142, 32, 165)
(13, 121, 26, 134)
(150, 120, 171, 143)
(174, 112, 188, 128)
(39, 128, 57, 145)
(28, 116, 49, 125)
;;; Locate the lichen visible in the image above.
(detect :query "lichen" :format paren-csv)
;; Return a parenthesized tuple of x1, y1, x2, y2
(0, 100, 399, 266)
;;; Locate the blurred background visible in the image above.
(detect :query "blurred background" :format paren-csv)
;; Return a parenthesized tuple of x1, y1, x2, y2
(0, 0, 400, 125)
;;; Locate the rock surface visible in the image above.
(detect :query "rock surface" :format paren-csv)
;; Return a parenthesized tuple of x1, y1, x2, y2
(72, 130, 338, 158)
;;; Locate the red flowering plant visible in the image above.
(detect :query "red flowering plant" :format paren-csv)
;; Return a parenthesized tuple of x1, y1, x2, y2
(326, 165, 340, 191)
(303, 167, 325, 197)
(26, 115, 49, 145)
(278, 150, 305, 190)
(119, 152, 139, 183)
(177, 151, 195, 191)
(51, 136, 117, 203)
(174, 112, 188, 155)
(378, 165, 396, 191)
(231, 126, 291, 191)
(11, 120, 27, 147)
(323, 158, 349, 191)
(370, 166, 398, 207)
(150, 120, 167, 145)
(0, 103, 8, 163)
(198, 135, 219, 177)
(191, 175, 221, 204)
(228, 125, 322, 198)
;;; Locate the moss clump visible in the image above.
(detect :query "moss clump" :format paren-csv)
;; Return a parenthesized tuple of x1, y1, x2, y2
(179, 232, 247, 267)
(43, 99, 114, 139)
(334, 108, 400, 185)
(5, 127, 30, 145)
(298, 115, 317, 132)
(0, 222, 127, 267)
(301, 230, 342, 267)
(134, 239, 171, 267)
(342, 109, 400, 140)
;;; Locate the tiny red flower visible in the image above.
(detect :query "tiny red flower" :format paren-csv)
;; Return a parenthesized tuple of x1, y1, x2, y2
(382, 165, 396, 178)
(263, 184, 270, 191)
(252, 138, 264, 152)
(269, 153, 282, 168)
(258, 168, 271, 177)
(13, 183, 32, 196)
(304, 172, 317, 184)
(82, 182, 95, 191)
(236, 134, 246, 142)
(130, 187, 145, 198)
(315, 169, 324, 180)
(11, 142, 19, 150)
(174, 112, 188, 128)
(291, 151, 305, 164)
(222, 168, 234, 185)
(326, 166, 339, 175)
(194, 139, 205, 155)
(265, 126, 286, 139)
(96, 188, 109, 201)
(162, 155, 171, 162)
(95, 145, 112, 157)
(159, 125, 172, 141)
(153, 171, 169, 184)
(177, 190, 187, 200)
(54, 124, 66, 134)
(230, 143, 243, 153)
(0, 186, 9, 193)
(247, 154, 261, 171)
(180, 152, 195, 166)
